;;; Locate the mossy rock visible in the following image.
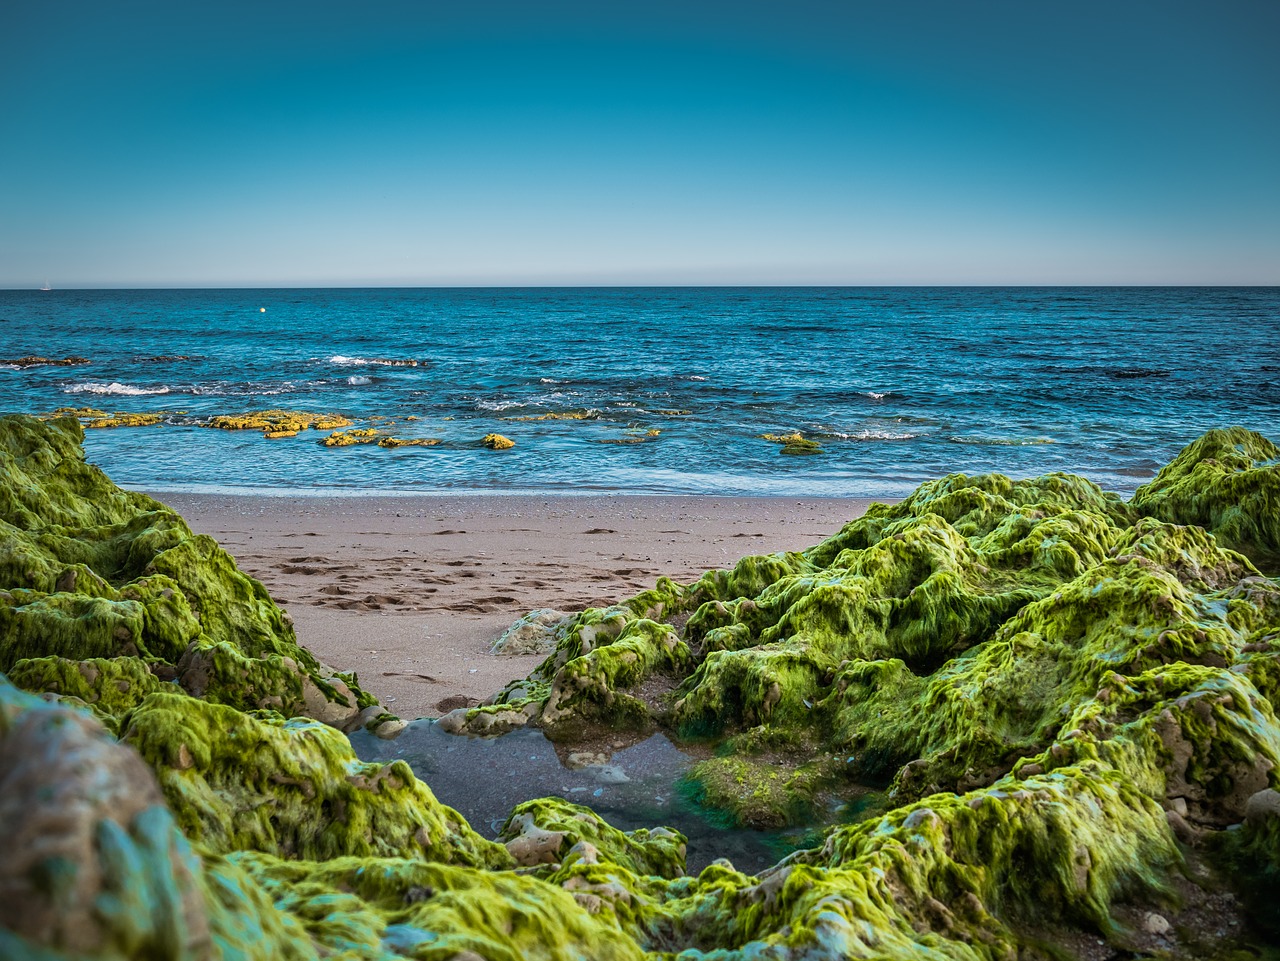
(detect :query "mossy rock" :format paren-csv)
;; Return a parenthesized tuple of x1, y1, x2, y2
(0, 414, 380, 728)
(683, 754, 832, 829)
(6, 655, 165, 733)
(119, 690, 510, 868)
(233, 850, 646, 961)
(499, 797, 686, 879)
(6, 415, 1280, 959)
(205, 410, 352, 433)
(495, 430, 1280, 859)
(1133, 426, 1280, 573)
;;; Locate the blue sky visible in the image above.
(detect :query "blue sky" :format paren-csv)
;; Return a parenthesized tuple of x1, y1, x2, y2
(2, 1, 1277, 286)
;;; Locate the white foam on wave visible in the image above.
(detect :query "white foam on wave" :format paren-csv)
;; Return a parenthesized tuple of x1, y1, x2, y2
(64, 382, 170, 396)
(475, 398, 525, 412)
(820, 426, 920, 441)
(326, 355, 420, 367)
(346, 376, 373, 386)
(949, 435, 1055, 446)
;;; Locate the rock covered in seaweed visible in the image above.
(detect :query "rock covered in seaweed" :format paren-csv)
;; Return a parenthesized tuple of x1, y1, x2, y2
(444, 428, 1280, 952)
(4, 418, 1280, 960)
(1133, 426, 1280, 573)
(499, 797, 686, 878)
(120, 690, 510, 868)
(204, 410, 353, 433)
(0, 414, 379, 729)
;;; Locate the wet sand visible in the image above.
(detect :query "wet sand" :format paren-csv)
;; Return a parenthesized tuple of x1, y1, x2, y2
(154, 493, 881, 719)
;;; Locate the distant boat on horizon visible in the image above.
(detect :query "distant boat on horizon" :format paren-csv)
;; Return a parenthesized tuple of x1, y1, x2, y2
(40, 280, 51, 291)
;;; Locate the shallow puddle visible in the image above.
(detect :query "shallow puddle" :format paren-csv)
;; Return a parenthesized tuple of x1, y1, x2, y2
(350, 721, 831, 874)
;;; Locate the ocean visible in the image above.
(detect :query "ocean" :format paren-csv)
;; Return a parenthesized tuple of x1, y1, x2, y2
(1, 287, 1276, 497)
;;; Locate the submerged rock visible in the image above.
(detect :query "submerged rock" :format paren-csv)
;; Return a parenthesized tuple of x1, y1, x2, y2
(760, 431, 824, 455)
(0, 356, 90, 368)
(376, 435, 442, 448)
(85, 412, 164, 429)
(322, 427, 380, 446)
(204, 410, 353, 433)
(482, 433, 516, 450)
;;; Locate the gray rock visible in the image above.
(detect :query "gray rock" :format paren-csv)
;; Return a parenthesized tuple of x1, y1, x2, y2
(490, 609, 573, 656)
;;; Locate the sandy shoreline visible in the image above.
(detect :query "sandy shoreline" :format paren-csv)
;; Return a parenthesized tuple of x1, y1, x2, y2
(153, 492, 881, 720)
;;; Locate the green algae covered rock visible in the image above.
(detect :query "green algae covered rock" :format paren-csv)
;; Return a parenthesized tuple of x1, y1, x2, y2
(498, 797, 687, 879)
(429, 428, 1280, 956)
(233, 851, 646, 961)
(120, 690, 511, 869)
(1133, 426, 1280, 573)
(5, 419, 1280, 960)
(474, 433, 1280, 828)
(5, 655, 165, 733)
(0, 414, 379, 729)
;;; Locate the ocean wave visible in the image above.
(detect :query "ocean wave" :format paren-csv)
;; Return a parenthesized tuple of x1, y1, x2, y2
(949, 435, 1055, 446)
(819, 427, 921, 441)
(474, 398, 526, 412)
(188, 381, 317, 397)
(64, 382, 170, 396)
(346, 376, 373, 386)
(327, 355, 423, 367)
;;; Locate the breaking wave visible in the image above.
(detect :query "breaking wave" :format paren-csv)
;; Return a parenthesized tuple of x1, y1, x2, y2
(64, 382, 171, 396)
(327, 355, 423, 367)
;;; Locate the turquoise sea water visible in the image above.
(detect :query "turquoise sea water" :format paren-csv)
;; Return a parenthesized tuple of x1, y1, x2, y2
(1, 287, 1276, 496)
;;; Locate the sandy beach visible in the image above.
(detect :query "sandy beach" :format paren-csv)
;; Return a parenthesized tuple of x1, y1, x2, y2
(156, 492, 880, 719)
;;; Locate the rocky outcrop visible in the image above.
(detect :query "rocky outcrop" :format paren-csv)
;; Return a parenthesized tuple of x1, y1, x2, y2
(3, 416, 1278, 959)
(0, 414, 380, 730)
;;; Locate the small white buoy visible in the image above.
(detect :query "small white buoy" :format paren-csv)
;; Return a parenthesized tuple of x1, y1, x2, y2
(259, 307, 266, 313)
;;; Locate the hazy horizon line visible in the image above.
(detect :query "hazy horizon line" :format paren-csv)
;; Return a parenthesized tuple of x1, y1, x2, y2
(5, 282, 1278, 292)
